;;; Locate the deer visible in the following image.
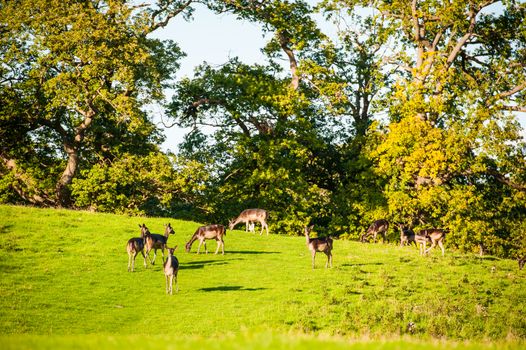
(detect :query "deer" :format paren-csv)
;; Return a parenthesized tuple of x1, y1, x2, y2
(304, 225, 333, 269)
(163, 246, 179, 294)
(229, 209, 269, 235)
(144, 223, 175, 265)
(360, 219, 389, 243)
(419, 228, 446, 256)
(518, 257, 525, 270)
(185, 224, 226, 255)
(126, 224, 149, 272)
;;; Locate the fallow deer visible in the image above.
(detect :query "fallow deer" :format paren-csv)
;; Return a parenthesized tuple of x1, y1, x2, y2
(518, 257, 525, 270)
(229, 209, 269, 235)
(360, 219, 389, 243)
(305, 225, 333, 269)
(419, 228, 446, 256)
(126, 224, 149, 272)
(185, 224, 226, 255)
(144, 223, 175, 265)
(164, 246, 179, 294)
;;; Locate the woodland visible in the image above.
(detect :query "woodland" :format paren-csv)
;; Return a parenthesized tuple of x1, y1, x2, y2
(1, 0, 525, 259)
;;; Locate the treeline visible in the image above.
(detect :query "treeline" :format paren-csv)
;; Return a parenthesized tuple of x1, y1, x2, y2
(1, 1, 525, 259)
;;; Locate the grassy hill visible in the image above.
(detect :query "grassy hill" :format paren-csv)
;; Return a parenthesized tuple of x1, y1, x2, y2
(0, 205, 524, 349)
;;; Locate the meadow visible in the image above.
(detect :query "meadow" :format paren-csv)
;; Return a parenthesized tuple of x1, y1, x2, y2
(0, 205, 524, 349)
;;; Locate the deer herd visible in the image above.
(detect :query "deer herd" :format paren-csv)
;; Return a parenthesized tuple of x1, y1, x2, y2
(125, 209, 522, 295)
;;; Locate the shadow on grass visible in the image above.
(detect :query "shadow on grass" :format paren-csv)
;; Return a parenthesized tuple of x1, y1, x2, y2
(228, 250, 281, 255)
(341, 262, 384, 267)
(180, 260, 229, 270)
(198, 285, 267, 292)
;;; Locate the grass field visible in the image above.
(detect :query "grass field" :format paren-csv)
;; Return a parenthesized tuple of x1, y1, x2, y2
(0, 205, 525, 349)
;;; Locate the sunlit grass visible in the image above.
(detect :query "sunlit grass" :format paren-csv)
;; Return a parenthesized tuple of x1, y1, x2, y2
(0, 205, 524, 349)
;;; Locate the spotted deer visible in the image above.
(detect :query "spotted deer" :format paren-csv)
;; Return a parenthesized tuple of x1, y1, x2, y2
(185, 224, 226, 255)
(229, 209, 269, 235)
(304, 225, 333, 269)
(126, 224, 149, 272)
(144, 223, 175, 265)
(163, 246, 179, 294)
(360, 219, 389, 243)
(419, 228, 446, 256)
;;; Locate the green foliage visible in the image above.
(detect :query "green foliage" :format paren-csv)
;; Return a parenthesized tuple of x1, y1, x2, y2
(71, 152, 209, 217)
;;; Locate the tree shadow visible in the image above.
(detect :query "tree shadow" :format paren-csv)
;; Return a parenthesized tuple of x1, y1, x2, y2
(228, 250, 281, 255)
(180, 260, 229, 270)
(341, 262, 384, 267)
(198, 285, 267, 292)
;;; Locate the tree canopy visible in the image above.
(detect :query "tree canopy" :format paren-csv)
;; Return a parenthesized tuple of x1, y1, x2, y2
(1, 0, 525, 259)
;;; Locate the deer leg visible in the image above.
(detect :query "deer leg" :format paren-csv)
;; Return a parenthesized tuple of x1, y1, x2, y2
(174, 271, 179, 292)
(214, 240, 220, 255)
(311, 251, 316, 269)
(151, 249, 157, 265)
(165, 275, 169, 294)
(140, 251, 146, 267)
(221, 240, 225, 255)
(325, 251, 332, 268)
(197, 240, 203, 254)
(425, 240, 437, 255)
(127, 253, 133, 272)
(438, 240, 445, 256)
(203, 241, 208, 254)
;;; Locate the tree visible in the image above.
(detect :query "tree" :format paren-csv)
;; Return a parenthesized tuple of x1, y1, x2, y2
(0, 0, 186, 205)
(328, 0, 526, 253)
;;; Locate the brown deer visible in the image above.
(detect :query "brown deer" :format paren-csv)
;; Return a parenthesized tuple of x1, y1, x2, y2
(163, 246, 179, 294)
(126, 224, 149, 272)
(518, 257, 525, 270)
(419, 228, 446, 256)
(229, 209, 269, 235)
(144, 223, 175, 265)
(304, 225, 333, 269)
(185, 224, 226, 255)
(360, 219, 389, 243)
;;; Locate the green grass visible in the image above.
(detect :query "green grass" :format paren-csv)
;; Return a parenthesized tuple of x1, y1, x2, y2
(0, 205, 525, 349)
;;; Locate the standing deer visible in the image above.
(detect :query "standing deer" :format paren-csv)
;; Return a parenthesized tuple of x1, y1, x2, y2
(126, 224, 149, 272)
(229, 209, 269, 235)
(144, 223, 175, 265)
(398, 224, 417, 247)
(163, 246, 179, 294)
(304, 225, 333, 269)
(185, 224, 226, 255)
(360, 219, 389, 243)
(419, 228, 446, 256)
(518, 257, 525, 270)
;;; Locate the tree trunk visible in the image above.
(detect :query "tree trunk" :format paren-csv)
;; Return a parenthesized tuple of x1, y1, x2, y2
(56, 143, 79, 207)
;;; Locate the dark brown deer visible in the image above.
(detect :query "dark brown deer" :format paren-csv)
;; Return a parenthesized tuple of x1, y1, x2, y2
(126, 224, 149, 272)
(305, 225, 333, 269)
(163, 246, 179, 294)
(518, 257, 525, 270)
(229, 209, 269, 235)
(360, 219, 389, 243)
(418, 228, 446, 256)
(398, 224, 417, 247)
(185, 224, 226, 255)
(144, 223, 175, 265)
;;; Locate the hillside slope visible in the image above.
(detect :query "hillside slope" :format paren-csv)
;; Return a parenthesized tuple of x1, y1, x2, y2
(0, 205, 524, 348)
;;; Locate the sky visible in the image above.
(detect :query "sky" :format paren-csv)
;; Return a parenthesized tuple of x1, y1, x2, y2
(149, 4, 270, 153)
(150, 3, 526, 153)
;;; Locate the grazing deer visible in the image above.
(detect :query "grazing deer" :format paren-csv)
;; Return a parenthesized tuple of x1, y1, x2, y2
(185, 224, 226, 255)
(304, 225, 333, 269)
(164, 246, 179, 294)
(398, 224, 417, 247)
(229, 209, 269, 235)
(518, 257, 525, 270)
(144, 223, 175, 265)
(360, 219, 389, 243)
(126, 224, 149, 272)
(419, 228, 446, 256)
